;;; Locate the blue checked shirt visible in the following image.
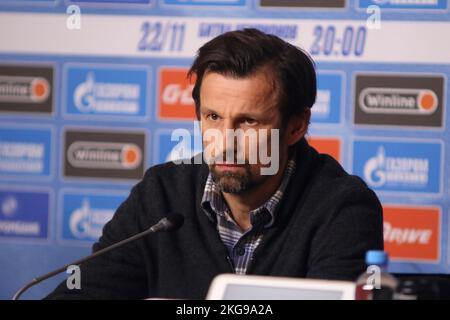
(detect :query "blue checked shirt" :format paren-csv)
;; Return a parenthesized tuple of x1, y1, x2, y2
(201, 160, 296, 275)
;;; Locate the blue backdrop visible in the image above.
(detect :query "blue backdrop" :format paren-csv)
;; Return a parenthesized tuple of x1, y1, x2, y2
(0, 0, 449, 299)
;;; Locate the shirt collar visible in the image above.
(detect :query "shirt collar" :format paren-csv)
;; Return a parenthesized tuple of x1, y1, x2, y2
(201, 159, 296, 229)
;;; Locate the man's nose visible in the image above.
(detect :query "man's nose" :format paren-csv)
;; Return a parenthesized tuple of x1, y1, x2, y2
(222, 119, 236, 132)
(221, 120, 238, 147)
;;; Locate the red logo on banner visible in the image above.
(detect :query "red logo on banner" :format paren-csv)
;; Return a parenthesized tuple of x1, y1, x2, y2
(383, 206, 440, 262)
(308, 137, 341, 163)
(158, 68, 196, 120)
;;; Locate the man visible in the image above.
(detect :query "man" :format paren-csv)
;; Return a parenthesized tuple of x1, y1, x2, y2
(47, 29, 383, 299)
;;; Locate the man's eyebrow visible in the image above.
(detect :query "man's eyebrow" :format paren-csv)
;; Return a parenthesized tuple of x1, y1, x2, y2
(200, 107, 262, 119)
(200, 106, 217, 115)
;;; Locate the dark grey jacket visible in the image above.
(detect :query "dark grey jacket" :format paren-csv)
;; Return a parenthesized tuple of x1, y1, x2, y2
(46, 138, 383, 299)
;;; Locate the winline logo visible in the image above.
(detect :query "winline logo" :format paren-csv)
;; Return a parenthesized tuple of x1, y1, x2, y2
(67, 141, 141, 170)
(64, 129, 145, 180)
(0, 76, 50, 103)
(359, 87, 438, 115)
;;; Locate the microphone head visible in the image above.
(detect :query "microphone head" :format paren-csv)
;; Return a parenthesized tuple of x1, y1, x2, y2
(160, 213, 184, 232)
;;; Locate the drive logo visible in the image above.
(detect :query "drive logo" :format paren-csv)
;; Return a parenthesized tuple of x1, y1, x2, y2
(64, 129, 145, 180)
(307, 137, 341, 163)
(65, 65, 149, 119)
(0, 190, 49, 240)
(158, 68, 196, 120)
(358, 0, 447, 10)
(354, 74, 444, 128)
(312, 72, 343, 124)
(0, 64, 53, 114)
(383, 206, 440, 262)
(0, 127, 52, 178)
(61, 191, 126, 242)
(352, 139, 442, 194)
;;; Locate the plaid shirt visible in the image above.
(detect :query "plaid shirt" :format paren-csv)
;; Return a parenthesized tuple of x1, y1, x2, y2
(201, 160, 296, 275)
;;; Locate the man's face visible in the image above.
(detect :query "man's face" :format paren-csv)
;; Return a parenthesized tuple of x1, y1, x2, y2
(199, 70, 288, 194)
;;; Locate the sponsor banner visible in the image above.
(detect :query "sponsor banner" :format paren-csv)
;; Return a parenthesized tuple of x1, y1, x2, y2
(0, 64, 53, 114)
(3, 14, 450, 64)
(449, 208, 450, 267)
(69, 0, 152, 4)
(156, 127, 202, 165)
(358, 0, 448, 10)
(383, 205, 441, 262)
(352, 139, 442, 194)
(158, 67, 196, 120)
(0, 0, 55, 4)
(312, 72, 344, 124)
(0, 127, 52, 179)
(164, 0, 245, 6)
(0, 189, 49, 240)
(64, 64, 150, 120)
(308, 137, 341, 163)
(60, 190, 126, 243)
(354, 73, 445, 128)
(63, 129, 146, 180)
(260, 0, 346, 8)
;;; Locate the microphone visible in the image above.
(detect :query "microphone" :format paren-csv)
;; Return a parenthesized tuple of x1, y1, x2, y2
(12, 213, 184, 300)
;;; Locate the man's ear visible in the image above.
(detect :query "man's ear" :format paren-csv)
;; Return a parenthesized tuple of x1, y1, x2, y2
(286, 108, 311, 146)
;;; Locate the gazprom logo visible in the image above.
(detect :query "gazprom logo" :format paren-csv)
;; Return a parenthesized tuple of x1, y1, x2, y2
(359, 0, 447, 9)
(353, 140, 442, 194)
(67, 141, 142, 170)
(1, 196, 18, 218)
(69, 198, 113, 240)
(372, 0, 439, 5)
(73, 72, 140, 114)
(68, 0, 152, 3)
(359, 88, 438, 115)
(0, 195, 40, 237)
(61, 192, 126, 242)
(363, 146, 429, 188)
(65, 65, 149, 118)
(373, 0, 437, 3)
(164, 0, 245, 6)
(0, 127, 52, 178)
(0, 190, 49, 240)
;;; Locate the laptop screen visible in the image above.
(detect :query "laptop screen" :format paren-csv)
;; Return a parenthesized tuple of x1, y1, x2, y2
(207, 275, 356, 300)
(223, 284, 344, 300)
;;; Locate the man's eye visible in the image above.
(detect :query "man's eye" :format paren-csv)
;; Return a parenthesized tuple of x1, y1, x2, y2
(207, 113, 220, 121)
(244, 118, 257, 126)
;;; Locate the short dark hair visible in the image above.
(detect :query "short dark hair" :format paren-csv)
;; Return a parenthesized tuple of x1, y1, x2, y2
(188, 28, 317, 124)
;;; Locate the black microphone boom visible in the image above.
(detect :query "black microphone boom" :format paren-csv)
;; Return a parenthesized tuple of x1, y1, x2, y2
(12, 213, 184, 300)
